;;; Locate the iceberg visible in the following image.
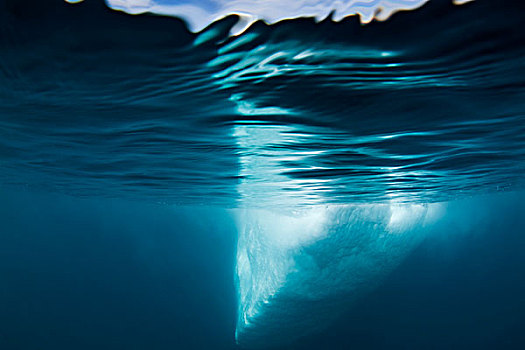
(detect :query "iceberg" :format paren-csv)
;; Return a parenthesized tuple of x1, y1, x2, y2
(230, 118, 448, 347)
(234, 203, 444, 347)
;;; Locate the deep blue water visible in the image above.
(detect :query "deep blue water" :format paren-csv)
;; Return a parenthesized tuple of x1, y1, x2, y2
(1, 0, 525, 349)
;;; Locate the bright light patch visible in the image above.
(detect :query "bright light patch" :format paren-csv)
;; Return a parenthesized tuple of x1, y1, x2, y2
(234, 203, 444, 347)
(102, 0, 474, 34)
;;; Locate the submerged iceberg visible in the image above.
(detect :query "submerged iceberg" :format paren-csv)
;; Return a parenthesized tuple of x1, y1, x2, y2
(230, 118, 447, 347)
(234, 203, 443, 347)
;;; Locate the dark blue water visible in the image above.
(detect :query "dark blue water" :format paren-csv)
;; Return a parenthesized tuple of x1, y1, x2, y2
(1, 0, 524, 205)
(1, 0, 525, 348)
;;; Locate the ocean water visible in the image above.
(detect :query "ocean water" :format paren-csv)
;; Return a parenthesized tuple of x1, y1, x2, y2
(1, 0, 525, 349)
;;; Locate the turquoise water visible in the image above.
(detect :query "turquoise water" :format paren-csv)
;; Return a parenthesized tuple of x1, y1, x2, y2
(1, 0, 524, 348)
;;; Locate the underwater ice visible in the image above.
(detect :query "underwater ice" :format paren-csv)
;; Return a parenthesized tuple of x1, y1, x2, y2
(229, 122, 448, 346)
(234, 203, 444, 347)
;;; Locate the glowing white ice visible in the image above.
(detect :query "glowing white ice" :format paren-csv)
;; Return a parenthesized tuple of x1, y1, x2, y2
(234, 203, 444, 347)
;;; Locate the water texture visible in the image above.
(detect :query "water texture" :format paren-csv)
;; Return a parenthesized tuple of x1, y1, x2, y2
(1, 0, 524, 206)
